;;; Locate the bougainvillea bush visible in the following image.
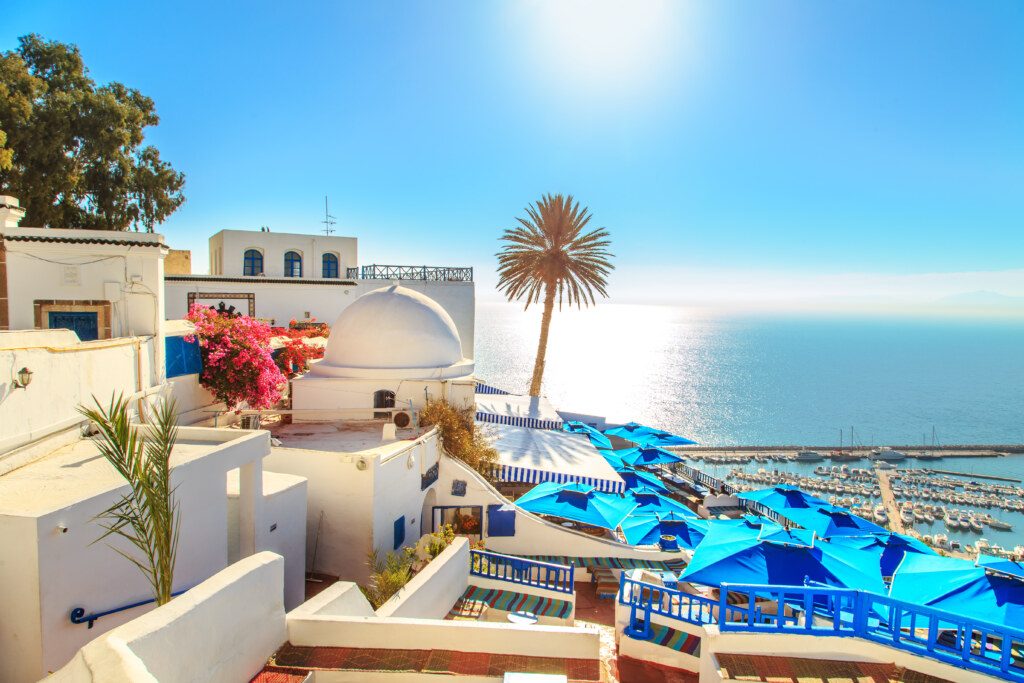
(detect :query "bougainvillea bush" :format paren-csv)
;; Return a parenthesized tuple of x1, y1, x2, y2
(185, 304, 286, 410)
(273, 331, 325, 377)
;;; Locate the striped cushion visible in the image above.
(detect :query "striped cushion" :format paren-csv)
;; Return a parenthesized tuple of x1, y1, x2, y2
(647, 623, 702, 656)
(461, 585, 573, 619)
(517, 555, 687, 573)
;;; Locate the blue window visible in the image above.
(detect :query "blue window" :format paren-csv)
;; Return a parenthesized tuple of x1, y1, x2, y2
(243, 249, 263, 276)
(322, 253, 339, 278)
(165, 336, 203, 378)
(393, 516, 406, 550)
(49, 311, 98, 341)
(487, 504, 517, 537)
(284, 251, 302, 277)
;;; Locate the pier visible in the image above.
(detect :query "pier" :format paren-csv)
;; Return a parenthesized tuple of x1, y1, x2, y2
(875, 470, 907, 535)
(921, 468, 1020, 483)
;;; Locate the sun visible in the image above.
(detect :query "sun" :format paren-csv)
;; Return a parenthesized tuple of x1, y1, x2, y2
(510, 0, 692, 100)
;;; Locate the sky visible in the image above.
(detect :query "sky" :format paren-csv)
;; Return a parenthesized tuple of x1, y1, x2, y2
(5, 1, 1024, 311)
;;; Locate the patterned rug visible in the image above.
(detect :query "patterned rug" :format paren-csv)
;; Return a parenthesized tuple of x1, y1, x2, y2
(716, 653, 954, 683)
(457, 584, 574, 619)
(269, 642, 601, 681)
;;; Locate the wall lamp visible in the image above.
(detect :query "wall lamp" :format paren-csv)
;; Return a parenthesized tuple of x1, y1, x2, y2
(12, 367, 33, 390)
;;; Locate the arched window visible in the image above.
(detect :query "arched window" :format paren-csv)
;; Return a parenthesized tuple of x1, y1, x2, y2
(284, 251, 303, 277)
(322, 252, 339, 279)
(373, 389, 396, 418)
(243, 249, 263, 276)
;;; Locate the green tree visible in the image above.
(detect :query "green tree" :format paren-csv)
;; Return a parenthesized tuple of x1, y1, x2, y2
(496, 194, 614, 396)
(78, 395, 181, 605)
(0, 35, 185, 231)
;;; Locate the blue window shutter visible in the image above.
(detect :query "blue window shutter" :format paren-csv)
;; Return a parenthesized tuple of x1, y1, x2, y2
(165, 336, 203, 378)
(486, 504, 516, 537)
(393, 516, 406, 550)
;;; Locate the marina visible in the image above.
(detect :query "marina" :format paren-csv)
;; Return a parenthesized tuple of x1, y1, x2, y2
(683, 448, 1024, 558)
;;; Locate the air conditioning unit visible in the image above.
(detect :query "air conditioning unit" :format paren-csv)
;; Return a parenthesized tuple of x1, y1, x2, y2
(393, 411, 412, 429)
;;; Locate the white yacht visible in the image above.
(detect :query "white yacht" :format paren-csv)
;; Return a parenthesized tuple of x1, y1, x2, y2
(870, 447, 907, 462)
(796, 450, 825, 462)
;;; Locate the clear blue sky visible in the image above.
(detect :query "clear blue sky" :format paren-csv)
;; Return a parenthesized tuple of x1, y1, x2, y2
(5, 1, 1023, 307)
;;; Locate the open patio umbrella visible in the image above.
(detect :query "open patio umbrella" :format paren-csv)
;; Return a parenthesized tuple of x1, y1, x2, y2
(828, 532, 935, 578)
(516, 481, 638, 531)
(616, 445, 684, 467)
(977, 554, 1024, 581)
(783, 504, 886, 538)
(736, 485, 829, 513)
(890, 553, 1024, 627)
(621, 512, 709, 548)
(604, 422, 698, 447)
(629, 487, 698, 517)
(563, 421, 612, 449)
(615, 465, 670, 493)
(681, 523, 885, 594)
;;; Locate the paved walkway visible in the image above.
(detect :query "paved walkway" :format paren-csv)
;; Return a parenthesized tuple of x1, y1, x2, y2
(876, 470, 907, 535)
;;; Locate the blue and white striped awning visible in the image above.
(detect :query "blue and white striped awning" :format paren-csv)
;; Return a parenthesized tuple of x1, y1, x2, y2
(485, 423, 625, 495)
(475, 382, 511, 395)
(475, 411, 563, 430)
(491, 465, 624, 493)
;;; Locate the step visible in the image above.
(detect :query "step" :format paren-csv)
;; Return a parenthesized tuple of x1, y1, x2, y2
(266, 642, 602, 681)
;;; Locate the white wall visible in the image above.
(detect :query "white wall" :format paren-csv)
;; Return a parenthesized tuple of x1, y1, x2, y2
(263, 430, 442, 584)
(210, 229, 358, 279)
(228, 470, 308, 610)
(0, 429, 275, 683)
(292, 378, 474, 421)
(164, 278, 475, 357)
(2, 228, 166, 339)
(287, 612, 599, 660)
(0, 331, 158, 459)
(375, 538, 470, 619)
(50, 552, 287, 683)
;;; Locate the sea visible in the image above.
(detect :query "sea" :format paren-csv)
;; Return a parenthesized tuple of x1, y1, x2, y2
(474, 302, 1024, 550)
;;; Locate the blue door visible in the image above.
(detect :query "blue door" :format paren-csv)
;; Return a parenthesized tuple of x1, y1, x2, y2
(49, 311, 99, 341)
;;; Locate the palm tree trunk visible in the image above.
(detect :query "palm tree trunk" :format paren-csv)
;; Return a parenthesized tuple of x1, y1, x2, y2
(529, 284, 556, 397)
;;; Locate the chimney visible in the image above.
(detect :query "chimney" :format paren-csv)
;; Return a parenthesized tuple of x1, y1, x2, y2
(0, 196, 26, 229)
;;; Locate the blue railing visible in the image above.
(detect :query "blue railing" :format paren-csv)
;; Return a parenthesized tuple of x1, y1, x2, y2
(353, 264, 474, 282)
(70, 587, 191, 629)
(470, 550, 574, 594)
(619, 575, 1024, 682)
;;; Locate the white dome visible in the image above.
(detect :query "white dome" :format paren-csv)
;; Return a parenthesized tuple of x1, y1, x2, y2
(311, 285, 472, 379)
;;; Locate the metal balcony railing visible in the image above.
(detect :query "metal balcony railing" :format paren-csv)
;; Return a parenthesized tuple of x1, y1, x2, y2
(347, 265, 473, 282)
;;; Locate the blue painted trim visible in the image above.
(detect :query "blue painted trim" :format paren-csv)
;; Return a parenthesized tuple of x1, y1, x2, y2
(475, 411, 563, 431)
(70, 587, 191, 629)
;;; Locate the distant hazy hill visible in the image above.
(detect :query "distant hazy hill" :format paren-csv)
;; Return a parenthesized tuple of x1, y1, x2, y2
(936, 290, 1024, 309)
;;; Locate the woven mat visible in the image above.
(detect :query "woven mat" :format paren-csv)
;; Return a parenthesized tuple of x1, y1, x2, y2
(716, 653, 953, 683)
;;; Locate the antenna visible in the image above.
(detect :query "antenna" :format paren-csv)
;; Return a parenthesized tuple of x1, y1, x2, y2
(321, 196, 336, 236)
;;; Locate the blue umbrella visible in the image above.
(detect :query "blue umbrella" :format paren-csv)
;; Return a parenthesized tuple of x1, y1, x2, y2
(604, 422, 698, 447)
(615, 466, 670, 493)
(977, 554, 1024, 581)
(783, 504, 886, 538)
(681, 523, 885, 593)
(736, 485, 829, 513)
(890, 553, 1024, 627)
(516, 481, 638, 531)
(621, 512, 709, 548)
(563, 421, 612, 449)
(616, 445, 684, 467)
(597, 448, 626, 469)
(629, 487, 698, 517)
(828, 533, 935, 577)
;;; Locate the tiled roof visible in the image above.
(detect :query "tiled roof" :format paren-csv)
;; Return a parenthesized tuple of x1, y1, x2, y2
(2, 234, 161, 248)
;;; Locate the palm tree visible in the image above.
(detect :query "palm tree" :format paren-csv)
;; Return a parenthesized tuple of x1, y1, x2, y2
(78, 394, 181, 605)
(497, 194, 614, 397)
